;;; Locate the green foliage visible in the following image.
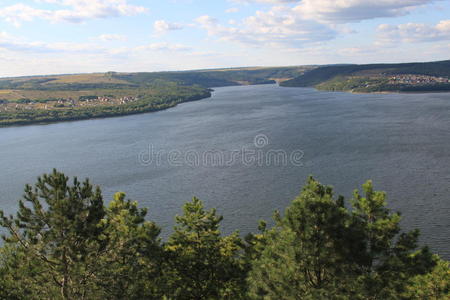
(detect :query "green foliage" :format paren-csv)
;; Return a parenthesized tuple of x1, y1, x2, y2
(0, 244, 45, 299)
(94, 192, 163, 299)
(0, 170, 164, 299)
(0, 172, 446, 299)
(0, 169, 106, 299)
(350, 181, 435, 299)
(404, 256, 450, 299)
(247, 177, 436, 300)
(111, 67, 310, 88)
(247, 177, 364, 299)
(315, 76, 390, 92)
(281, 60, 450, 92)
(315, 76, 450, 93)
(163, 197, 247, 299)
(0, 85, 211, 126)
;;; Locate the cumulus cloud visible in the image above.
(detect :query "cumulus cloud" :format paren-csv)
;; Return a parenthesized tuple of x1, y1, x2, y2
(377, 20, 450, 43)
(0, 0, 147, 26)
(295, 0, 434, 23)
(153, 20, 184, 34)
(195, 0, 435, 50)
(196, 6, 336, 49)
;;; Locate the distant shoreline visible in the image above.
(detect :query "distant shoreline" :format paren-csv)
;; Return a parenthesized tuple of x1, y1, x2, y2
(347, 89, 450, 95)
(280, 84, 450, 95)
(2, 82, 449, 128)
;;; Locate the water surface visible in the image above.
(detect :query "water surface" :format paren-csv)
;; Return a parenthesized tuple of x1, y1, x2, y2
(0, 85, 449, 258)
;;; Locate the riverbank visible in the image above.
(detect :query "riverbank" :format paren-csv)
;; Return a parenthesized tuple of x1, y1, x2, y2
(0, 67, 313, 127)
(0, 88, 212, 127)
(334, 89, 450, 95)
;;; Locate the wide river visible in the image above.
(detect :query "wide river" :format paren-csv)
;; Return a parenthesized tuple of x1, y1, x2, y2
(0, 84, 449, 258)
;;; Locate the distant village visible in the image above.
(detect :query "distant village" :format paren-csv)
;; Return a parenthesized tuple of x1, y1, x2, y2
(387, 74, 450, 85)
(0, 95, 139, 112)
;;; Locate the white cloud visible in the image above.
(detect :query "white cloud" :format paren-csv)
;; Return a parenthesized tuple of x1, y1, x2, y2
(96, 34, 127, 42)
(196, 6, 336, 48)
(0, 31, 192, 57)
(196, 15, 218, 27)
(0, 31, 49, 52)
(153, 20, 184, 34)
(0, 32, 105, 53)
(225, 7, 239, 13)
(377, 20, 450, 43)
(336, 46, 376, 56)
(196, 1, 435, 51)
(134, 42, 191, 52)
(295, 0, 435, 23)
(0, 4, 47, 26)
(0, 0, 147, 25)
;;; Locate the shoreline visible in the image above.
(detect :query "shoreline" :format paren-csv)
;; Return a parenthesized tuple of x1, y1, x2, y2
(315, 88, 450, 95)
(280, 84, 450, 95)
(0, 83, 279, 128)
(3, 83, 449, 128)
(0, 92, 212, 128)
(350, 90, 450, 95)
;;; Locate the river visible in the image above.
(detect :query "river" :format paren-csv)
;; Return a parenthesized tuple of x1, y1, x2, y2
(0, 84, 449, 258)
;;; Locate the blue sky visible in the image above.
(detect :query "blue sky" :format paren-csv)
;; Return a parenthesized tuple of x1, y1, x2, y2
(0, 0, 449, 77)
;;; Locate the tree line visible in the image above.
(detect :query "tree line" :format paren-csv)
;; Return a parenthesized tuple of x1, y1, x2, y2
(0, 85, 210, 127)
(0, 170, 448, 299)
(280, 60, 450, 88)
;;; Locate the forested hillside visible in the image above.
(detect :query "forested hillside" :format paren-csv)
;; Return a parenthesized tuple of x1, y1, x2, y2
(281, 60, 450, 93)
(112, 66, 311, 88)
(0, 170, 448, 299)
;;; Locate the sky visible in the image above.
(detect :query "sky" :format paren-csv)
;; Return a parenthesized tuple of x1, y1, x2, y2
(0, 0, 449, 77)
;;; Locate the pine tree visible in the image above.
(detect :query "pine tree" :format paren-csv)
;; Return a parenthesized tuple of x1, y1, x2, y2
(95, 192, 163, 299)
(403, 256, 450, 299)
(247, 177, 436, 300)
(248, 177, 363, 299)
(0, 244, 43, 299)
(0, 172, 442, 300)
(163, 197, 247, 299)
(351, 181, 436, 299)
(0, 169, 106, 299)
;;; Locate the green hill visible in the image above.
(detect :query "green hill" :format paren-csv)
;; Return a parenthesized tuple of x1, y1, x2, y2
(281, 60, 450, 92)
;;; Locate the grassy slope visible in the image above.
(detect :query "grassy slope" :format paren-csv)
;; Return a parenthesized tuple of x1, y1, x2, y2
(280, 60, 450, 92)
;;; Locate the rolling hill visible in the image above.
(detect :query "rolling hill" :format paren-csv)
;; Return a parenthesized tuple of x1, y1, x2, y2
(280, 60, 450, 93)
